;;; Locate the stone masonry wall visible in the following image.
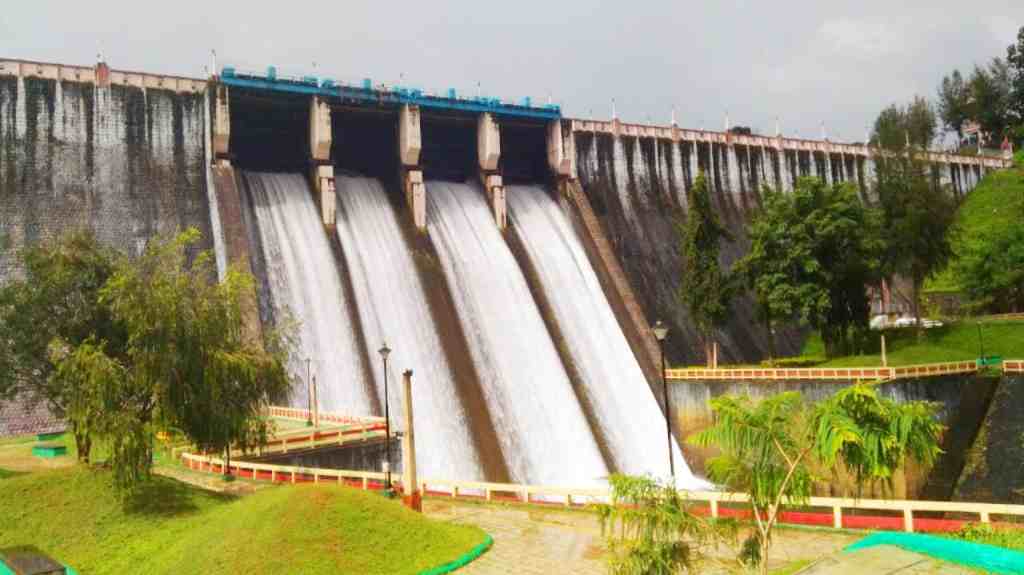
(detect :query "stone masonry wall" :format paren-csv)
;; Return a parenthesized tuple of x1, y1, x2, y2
(0, 74, 213, 436)
(0, 75, 212, 279)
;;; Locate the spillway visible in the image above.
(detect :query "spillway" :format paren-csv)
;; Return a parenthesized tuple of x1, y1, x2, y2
(333, 175, 486, 481)
(425, 181, 608, 486)
(240, 172, 373, 414)
(506, 185, 699, 485)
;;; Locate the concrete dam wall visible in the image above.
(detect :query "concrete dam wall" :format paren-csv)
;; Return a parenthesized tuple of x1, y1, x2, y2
(571, 123, 998, 365)
(0, 72, 214, 278)
(0, 58, 1014, 495)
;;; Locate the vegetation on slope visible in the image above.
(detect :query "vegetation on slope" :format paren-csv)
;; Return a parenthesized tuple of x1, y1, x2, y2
(927, 162, 1024, 297)
(798, 320, 1024, 367)
(0, 466, 485, 575)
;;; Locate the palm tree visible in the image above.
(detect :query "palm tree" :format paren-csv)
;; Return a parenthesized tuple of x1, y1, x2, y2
(688, 385, 942, 574)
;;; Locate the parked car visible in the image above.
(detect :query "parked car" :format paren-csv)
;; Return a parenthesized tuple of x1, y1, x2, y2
(892, 317, 943, 329)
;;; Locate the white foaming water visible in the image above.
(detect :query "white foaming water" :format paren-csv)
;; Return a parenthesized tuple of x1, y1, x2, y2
(334, 175, 484, 481)
(242, 172, 373, 415)
(426, 181, 609, 486)
(507, 185, 704, 488)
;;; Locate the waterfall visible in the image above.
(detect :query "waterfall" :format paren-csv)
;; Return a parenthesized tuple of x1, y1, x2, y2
(333, 175, 485, 481)
(240, 172, 373, 415)
(425, 181, 608, 486)
(506, 185, 701, 486)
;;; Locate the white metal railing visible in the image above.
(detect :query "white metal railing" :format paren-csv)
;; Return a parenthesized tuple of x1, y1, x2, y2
(264, 405, 383, 426)
(666, 360, 980, 382)
(178, 450, 1024, 533)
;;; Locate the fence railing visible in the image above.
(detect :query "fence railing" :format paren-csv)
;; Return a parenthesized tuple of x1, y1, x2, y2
(1005, 360, 1024, 374)
(665, 361, 980, 382)
(179, 451, 1024, 534)
(264, 405, 383, 427)
(979, 313, 1024, 322)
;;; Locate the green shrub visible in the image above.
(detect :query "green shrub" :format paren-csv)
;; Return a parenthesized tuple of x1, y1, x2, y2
(949, 522, 1024, 551)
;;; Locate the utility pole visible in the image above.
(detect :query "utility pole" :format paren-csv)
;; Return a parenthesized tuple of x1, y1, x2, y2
(401, 370, 421, 511)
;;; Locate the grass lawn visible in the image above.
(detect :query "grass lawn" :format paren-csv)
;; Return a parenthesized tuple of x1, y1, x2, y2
(798, 320, 1024, 367)
(0, 466, 486, 574)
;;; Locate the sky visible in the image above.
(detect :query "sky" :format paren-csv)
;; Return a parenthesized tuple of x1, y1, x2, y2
(2, 1, 1021, 145)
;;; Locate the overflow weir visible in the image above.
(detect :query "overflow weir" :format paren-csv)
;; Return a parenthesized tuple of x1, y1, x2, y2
(0, 57, 1012, 488)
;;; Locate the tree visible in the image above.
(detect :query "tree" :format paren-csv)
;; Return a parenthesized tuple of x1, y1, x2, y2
(739, 178, 882, 357)
(873, 153, 957, 335)
(688, 385, 942, 575)
(52, 229, 293, 494)
(872, 97, 937, 151)
(938, 70, 972, 139)
(0, 231, 126, 463)
(735, 188, 822, 362)
(598, 474, 735, 574)
(968, 59, 1014, 144)
(678, 171, 735, 366)
(1006, 26, 1024, 132)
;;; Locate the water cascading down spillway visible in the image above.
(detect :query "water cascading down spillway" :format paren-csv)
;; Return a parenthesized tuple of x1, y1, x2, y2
(425, 181, 609, 486)
(239, 171, 375, 414)
(505, 185, 698, 486)
(332, 174, 487, 481)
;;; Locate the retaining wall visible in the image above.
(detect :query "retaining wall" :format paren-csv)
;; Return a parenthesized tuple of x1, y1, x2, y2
(669, 375, 996, 499)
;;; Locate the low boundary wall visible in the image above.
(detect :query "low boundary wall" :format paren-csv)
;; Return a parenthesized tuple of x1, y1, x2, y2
(178, 450, 1024, 535)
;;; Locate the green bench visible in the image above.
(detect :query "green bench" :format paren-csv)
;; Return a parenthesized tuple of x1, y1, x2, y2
(30, 444, 66, 459)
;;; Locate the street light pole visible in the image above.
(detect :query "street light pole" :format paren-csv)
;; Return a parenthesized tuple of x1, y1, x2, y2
(378, 343, 392, 494)
(652, 320, 675, 483)
(306, 358, 312, 427)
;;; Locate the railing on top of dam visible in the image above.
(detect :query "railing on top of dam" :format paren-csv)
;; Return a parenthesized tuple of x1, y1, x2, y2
(0, 58, 205, 94)
(219, 65, 562, 120)
(568, 118, 1013, 169)
(665, 360, 989, 382)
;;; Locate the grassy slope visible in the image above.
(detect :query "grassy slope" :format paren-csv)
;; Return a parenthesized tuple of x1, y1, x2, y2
(0, 467, 485, 575)
(800, 320, 1024, 367)
(927, 158, 1024, 293)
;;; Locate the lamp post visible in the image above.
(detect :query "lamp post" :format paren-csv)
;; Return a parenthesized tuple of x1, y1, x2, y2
(378, 342, 392, 493)
(652, 320, 675, 483)
(305, 358, 312, 427)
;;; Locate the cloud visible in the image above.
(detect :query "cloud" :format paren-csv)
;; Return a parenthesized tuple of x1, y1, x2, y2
(987, 16, 1020, 48)
(816, 18, 903, 59)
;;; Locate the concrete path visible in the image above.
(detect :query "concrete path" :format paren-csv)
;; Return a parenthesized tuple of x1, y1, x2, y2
(423, 499, 865, 574)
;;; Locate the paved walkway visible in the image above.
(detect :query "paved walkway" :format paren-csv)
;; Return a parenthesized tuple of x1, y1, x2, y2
(423, 499, 867, 574)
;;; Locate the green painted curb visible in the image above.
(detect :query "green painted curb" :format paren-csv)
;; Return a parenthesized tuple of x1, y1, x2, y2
(418, 534, 493, 575)
(847, 532, 1024, 575)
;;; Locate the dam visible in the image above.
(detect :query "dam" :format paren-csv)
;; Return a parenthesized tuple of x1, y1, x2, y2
(0, 57, 1011, 487)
